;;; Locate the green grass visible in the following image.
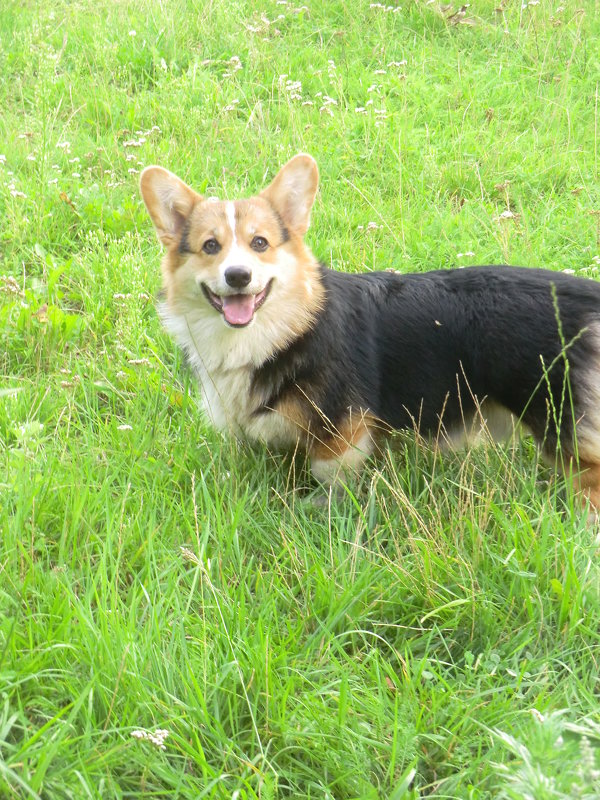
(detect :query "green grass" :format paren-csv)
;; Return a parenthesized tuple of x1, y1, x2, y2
(1, 0, 600, 797)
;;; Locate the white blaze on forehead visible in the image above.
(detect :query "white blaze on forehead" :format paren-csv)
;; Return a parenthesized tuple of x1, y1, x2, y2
(226, 202, 237, 245)
(219, 200, 248, 281)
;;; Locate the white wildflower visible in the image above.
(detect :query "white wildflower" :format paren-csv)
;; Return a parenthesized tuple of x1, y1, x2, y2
(370, 2, 402, 10)
(130, 728, 169, 750)
(0, 276, 23, 296)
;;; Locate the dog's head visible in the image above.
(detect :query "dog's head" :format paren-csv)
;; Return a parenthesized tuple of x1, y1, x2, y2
(140, 154, 322, 335)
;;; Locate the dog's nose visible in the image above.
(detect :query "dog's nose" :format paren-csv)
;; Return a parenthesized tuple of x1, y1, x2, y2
(224, 266, 252, 289)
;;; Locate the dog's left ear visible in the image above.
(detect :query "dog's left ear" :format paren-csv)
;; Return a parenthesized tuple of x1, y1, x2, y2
(260, 154, 319, 236)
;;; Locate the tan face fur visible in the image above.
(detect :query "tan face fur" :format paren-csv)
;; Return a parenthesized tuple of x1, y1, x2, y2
(140, 155, 321, 364)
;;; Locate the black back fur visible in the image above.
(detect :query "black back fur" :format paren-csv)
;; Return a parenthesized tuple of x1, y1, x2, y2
(252, 265, 600, 453)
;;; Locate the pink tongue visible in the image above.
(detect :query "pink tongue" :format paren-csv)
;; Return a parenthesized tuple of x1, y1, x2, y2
(222, 294, 255, 326)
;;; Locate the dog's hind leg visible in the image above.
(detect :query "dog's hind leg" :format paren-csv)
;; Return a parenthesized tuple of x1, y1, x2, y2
(570, 350, 600, 513)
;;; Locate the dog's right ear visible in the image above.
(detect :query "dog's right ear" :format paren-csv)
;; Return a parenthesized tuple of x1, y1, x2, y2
(140, 167, 200, 247)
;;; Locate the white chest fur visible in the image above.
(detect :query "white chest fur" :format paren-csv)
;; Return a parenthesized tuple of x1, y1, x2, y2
(198, 363, 298, 444)
(159, 303, 300, 446)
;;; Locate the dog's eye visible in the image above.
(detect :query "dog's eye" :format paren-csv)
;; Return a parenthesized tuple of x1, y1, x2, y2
(202, 238, 221, 255)
(251, 236, 269, 252)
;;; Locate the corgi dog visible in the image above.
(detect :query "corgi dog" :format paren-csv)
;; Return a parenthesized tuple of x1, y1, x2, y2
(140, 154, 600, 508)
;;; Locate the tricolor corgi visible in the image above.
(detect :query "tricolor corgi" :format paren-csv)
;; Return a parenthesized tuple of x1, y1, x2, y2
(140, 154, 600, 509)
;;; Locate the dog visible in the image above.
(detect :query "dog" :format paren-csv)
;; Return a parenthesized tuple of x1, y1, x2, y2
(140, 154, 600, 509)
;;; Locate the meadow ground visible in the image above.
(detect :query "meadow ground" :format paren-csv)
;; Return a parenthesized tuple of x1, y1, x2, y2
(1, 1, 600, 797)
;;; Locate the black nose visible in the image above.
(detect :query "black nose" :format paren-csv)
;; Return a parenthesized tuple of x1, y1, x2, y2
(224, 266, 252, 289)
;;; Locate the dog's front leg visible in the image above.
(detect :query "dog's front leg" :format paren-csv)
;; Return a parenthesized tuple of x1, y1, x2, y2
(308, 412, 376, 489)
(570, 459, 600, 519)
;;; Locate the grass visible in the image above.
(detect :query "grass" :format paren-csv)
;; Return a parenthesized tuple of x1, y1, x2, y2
(1, 0, 600, 797)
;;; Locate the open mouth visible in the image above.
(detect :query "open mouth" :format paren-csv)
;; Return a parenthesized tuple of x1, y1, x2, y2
(201, 279, 274, 327)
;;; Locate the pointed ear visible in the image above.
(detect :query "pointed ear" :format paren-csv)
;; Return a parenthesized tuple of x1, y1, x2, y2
(260, 154, 319, 236)
(139, 166, 200, 247)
